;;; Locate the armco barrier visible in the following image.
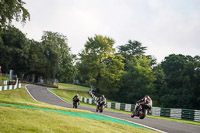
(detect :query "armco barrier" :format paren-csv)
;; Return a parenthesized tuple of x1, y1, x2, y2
(81, 96, 200, 122)
(181, 109, 195, 121)
(170, 109, 182, 119)
(81, 97, 135, 112)
(152, 107, 161, 116)
(160, 108, 171, 117)
(0, 81, 21, 91)
(195, 110, 200, 122)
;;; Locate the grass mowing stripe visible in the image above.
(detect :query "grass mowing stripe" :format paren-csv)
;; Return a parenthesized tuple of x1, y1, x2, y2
(0, 103, 151, 130)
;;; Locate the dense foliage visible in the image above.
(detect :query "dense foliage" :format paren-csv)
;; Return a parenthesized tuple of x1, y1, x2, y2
(0, 0, 30, 34)
(77, 35, 124, 96)
(0, 26, 76, 84)
(158, 54, 200, 109)
(77, 37, 200, 109)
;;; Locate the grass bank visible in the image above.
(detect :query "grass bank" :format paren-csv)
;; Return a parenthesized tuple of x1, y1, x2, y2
(50, 89, 92, 103)
(58, 83, 90, 90)
(0, 105, 155, 133)
(0, 88, 91, 113)
(0, 87, 157, 132)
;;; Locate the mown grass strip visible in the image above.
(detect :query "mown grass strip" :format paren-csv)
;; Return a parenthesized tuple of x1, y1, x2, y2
(0, 88, 91, 113)
(0, 105, 156, 133)
(0, 87, 156, 132)
(58, 83, 90, 90)
(0, 103, 152, 130)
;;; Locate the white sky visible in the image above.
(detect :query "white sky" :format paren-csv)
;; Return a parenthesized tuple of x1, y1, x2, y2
(13, 0, 200, 63)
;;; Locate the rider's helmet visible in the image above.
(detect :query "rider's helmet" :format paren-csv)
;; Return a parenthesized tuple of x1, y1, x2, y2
(101, 95, 105, 98)
(145, 95, 150, 99)
(76, 94, 79, 97)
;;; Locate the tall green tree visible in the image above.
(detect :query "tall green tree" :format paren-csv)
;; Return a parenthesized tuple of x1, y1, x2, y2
(118, 40, 157, 70)
(0, 26, 29, 76)
(160, 54, 200, 109)
(119, 56, 155, 103)
(27, 40, 47, 82)
(41, 31, 76, 83)
(152, 64, 167, 106)
(118, 40, 147, 58)
(78, 35, 124, 96)
(0, 0, 30, 34)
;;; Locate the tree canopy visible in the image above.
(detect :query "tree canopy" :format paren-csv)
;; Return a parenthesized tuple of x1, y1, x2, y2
(159, 54, 200, 109)
(0, 27, 76, 84)
(78, 35, 124, 96)
(0, 0, 30, 34)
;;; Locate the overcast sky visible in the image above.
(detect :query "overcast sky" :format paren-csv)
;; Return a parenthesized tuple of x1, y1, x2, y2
(13, 0, 200, 63)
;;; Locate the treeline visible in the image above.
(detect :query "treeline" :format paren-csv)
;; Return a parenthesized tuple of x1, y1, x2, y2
(77, 35, 200, 109)
(0, 26, 77, 83)
(1, 28, 200, 109)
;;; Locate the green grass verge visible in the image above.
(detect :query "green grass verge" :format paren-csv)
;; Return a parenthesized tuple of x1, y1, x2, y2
(0, 105, 156, 133)
(50, 89, 92, 103)
(21, 83, 27, 87)
(0, 76, 9, 80)
(58, 83, 90, 90)
(0, 87, 156, 133)
(0, 88, 91, 114)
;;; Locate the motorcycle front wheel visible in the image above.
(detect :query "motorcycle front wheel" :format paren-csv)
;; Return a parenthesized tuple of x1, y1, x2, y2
(73, 102, 78, 109)
(131, 113, 135, 118)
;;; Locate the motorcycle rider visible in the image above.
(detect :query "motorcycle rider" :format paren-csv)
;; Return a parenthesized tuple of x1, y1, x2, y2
(96, 95, 107, 111)
(73, 94, 80, 108)
(132, 95, 152, 117)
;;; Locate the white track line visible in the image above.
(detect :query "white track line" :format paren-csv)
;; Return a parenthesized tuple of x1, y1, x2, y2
(25, 85, 39, 102)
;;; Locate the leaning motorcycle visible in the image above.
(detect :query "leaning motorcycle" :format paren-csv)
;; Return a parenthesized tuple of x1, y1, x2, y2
(96, 100, 104, 113)
(131, 103, 149, 119)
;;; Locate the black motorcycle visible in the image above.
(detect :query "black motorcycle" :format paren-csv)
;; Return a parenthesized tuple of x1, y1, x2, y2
(131, 103, 150, 119)
(73, 97, 80, 109)
(96, 100, 105, 113)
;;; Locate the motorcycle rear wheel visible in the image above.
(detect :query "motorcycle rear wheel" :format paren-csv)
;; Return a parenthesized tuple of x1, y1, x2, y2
(139, 109, 147, 119)
(100, 106, 103, 113)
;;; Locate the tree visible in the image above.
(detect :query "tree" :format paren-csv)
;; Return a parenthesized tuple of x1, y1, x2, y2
(78, 35, 124, 96)
(159, 54, 200, 109)
(119, 56, 155, 103)
(0, 0, 30, 34)
(0, 26, 29, 76)
(41, 31, 76, 83)
(118, 40, 147, 58)
(117, 40, 157, 70)
(152, 64, 167, 106)
(27, 39, 47, 82)
(118, 40, 147, 67)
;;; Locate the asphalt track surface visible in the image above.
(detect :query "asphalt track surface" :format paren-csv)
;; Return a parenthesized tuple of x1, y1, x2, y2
(26, 85, 200, 133)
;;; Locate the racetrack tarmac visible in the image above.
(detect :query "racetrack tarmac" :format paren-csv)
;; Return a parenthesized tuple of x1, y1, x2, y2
(26, 84, 200, 133)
